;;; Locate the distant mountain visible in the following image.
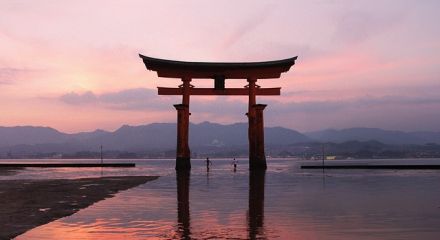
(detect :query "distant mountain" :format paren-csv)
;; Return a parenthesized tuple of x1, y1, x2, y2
(189, 122, 309, 147)
(88, 123, 177, 151)
(0, 122, 310, 154)
(305, 128, 440, 145)
(272, 140, 440, 159)
(72, 129, 110, 140)
(0, 126, 68, 147)
(3, 124, 440, 157)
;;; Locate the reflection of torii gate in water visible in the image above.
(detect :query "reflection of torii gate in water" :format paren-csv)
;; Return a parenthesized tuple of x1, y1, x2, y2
(174, 170, 267, 238)
(139, 54, 297, 170)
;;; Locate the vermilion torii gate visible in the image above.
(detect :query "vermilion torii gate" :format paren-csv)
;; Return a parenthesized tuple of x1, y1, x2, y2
(139, 54, 297, 171)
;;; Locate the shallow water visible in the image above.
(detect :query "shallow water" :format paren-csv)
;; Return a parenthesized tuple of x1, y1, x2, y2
(3, 158, 440, 239)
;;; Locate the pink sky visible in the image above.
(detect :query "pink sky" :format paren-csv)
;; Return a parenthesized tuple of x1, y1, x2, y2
(1, 0, 439, 133)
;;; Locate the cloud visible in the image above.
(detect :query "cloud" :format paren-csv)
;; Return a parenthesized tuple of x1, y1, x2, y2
(355, 95, 440, 106)
(99, 88, 174, 110)
(55, 88, 440, 131)
(59, 88, 176, 110)
(264, 95, 440, 131)
(190, 94, 440, 131)
(221, 5, 274, 49)
(267, 95, 440, 114)
(333, 9, 404, 44)
(60, 87, 440, 114)
(0, 67, 35, 84)
(59, 91, 97, 104)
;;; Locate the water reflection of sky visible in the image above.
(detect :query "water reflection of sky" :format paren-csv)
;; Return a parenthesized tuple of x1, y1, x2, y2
(8, 159, 440, 239)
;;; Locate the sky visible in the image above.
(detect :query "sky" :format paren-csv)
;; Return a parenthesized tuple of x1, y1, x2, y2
(1, 0, 439, 133)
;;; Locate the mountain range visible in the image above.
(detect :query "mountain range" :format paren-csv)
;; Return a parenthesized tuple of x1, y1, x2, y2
(305, 128, 440, 145)
(0, 122, 439, 157)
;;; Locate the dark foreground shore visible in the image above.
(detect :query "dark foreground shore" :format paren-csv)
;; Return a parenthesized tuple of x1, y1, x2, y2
(0, 175, 158, 239)
(0, 163, 136, 168)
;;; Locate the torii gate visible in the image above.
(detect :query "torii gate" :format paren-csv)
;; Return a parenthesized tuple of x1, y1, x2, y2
(139, 54, 297, 171)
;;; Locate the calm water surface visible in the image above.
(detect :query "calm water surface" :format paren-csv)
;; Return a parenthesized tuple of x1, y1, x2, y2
(2, 158, 440, 239)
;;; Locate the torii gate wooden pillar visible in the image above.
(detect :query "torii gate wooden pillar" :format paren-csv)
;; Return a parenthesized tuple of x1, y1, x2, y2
(139, 55, 297, 171)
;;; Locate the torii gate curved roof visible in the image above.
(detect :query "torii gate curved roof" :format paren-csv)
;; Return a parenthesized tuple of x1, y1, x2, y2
(139, 54, 297, 79)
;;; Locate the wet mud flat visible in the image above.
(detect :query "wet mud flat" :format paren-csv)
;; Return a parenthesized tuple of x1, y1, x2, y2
(0, 163, 135, 168)
(0, 176, 158, 239)
(0, 167, 23, 177)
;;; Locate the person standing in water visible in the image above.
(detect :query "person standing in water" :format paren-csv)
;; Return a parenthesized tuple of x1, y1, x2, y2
(206, 157, 212, 171)
(232, 158, 237, 172)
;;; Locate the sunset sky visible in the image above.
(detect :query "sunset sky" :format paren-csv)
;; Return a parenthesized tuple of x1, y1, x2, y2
(1, 0, 439, 133)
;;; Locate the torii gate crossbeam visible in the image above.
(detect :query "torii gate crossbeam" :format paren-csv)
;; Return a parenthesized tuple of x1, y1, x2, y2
(139, 54, 297, 171)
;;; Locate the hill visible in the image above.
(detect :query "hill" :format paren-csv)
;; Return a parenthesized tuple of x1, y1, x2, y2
(0, 122, 310, 156)
(305, 128, 440, 145)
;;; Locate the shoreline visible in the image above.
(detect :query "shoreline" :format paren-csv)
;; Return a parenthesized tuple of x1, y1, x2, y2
(301, 164, 440, 169)
(0, 163, 136, 168)
(0, 175, 158, 239)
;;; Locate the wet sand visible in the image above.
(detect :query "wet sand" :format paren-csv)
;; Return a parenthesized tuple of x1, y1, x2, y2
(0, 175, 158, 239)
(0, 167, 23, 177)
(0, 163, 135, 168)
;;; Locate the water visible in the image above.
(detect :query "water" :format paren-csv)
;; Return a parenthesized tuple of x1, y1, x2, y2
(2, 158, 440, 239)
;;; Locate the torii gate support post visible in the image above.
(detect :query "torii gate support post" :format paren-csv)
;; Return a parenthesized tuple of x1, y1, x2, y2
(174, 104, 191, 170)
(248, 78, 267, 170)
(247, 78, 257, 170)
(175, 77, 192, 171)
(254, 104, 267, 170)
